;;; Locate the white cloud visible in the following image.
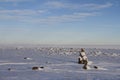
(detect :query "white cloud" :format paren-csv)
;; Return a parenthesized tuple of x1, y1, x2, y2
(82, 3, 113, 10)
(45, 1, 113, 10)
(45, 1, 77, 9)
(0, 9, 45, 16)
(45, 1, 78, 9)
(0, 0, 29, 2)
(20, 12, 98, 24)
(0, 9, 46, 23)
(45, 1, 65, 8)
(0, 10, 98, 24)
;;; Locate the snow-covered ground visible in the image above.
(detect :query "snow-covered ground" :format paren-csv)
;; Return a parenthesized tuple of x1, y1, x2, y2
(0, 46, 120, 80)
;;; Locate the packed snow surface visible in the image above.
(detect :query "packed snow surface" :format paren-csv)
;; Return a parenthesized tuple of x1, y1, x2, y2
(0, 46, 120, 80)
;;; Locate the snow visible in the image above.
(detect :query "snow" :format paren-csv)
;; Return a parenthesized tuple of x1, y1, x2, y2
(0, 46, 120, 80)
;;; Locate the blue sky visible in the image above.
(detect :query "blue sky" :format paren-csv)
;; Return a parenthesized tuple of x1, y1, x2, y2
(0, 0, 120, 45)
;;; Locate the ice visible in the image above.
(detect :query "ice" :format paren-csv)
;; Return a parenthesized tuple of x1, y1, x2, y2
(0, 45, 120, 80)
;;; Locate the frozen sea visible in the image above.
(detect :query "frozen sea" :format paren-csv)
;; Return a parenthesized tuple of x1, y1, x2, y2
(0, 45, 120, 80)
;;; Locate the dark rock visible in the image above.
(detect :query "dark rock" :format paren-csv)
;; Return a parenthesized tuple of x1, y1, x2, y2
(40, 66, 44, 69)
(8, 68, 12, 71)
(32, 66, 44, 70)
(94, 66, 98, 69)
(32, 67, 39, 70)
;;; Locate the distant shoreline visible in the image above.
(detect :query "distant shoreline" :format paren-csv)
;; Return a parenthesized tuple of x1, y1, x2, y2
(0, 44, 120, 49)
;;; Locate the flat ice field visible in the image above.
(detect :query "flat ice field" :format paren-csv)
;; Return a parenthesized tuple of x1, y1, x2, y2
(0, 46, 120, 80)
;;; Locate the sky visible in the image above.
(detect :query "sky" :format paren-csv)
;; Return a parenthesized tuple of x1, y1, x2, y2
(0, 0, 120, 45)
